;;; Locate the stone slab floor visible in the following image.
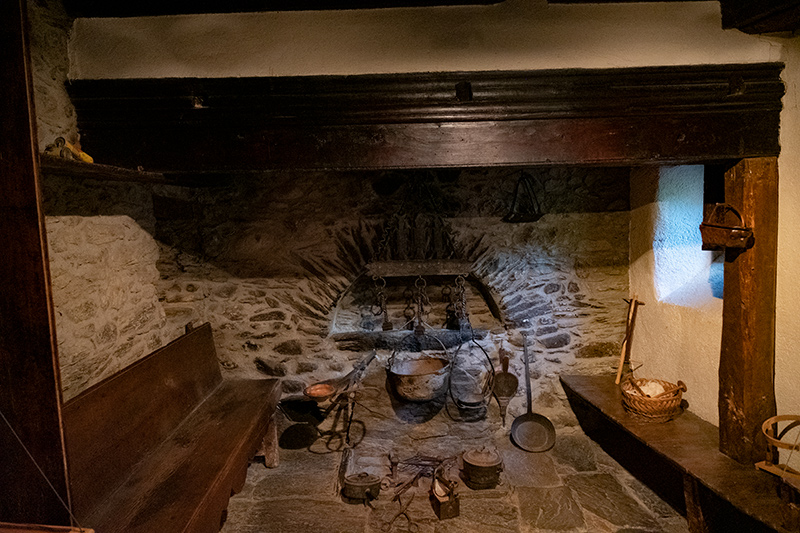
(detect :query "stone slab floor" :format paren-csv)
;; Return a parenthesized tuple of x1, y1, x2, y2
(221, 368, 689, 533)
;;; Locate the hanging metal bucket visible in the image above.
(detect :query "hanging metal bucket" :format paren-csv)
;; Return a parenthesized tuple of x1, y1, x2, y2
(388, 331, 450, 402)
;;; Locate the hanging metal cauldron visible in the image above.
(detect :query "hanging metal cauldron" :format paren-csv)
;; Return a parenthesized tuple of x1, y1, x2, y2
(387, 330, 451, 402)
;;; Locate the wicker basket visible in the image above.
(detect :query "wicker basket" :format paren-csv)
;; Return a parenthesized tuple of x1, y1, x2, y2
(620, 378, 686, 423)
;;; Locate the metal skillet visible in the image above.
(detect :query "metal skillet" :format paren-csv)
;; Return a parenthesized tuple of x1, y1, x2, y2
(510, 332, 556, 452)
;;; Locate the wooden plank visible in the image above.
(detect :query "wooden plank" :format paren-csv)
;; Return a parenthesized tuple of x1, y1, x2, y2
(365, 260, 473, 277)
(66, 64, 784, 173)
(38, 154, 230, 187)
(0, 0, 71, 525)
(83, 379, 281, 533)
(560, 374, 792, 532)
(67, 65, 785, 124)
(71, 112, 782, 172)
(39, 155, 166, 183)
(551, 0, 694, 2)
(720, 158, 779, 465)
(0, 524, 93, 533)
(62, 323, 223, 520)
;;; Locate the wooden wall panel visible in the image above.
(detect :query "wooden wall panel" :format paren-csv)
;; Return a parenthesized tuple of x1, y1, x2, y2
(0, 0, 71, 525)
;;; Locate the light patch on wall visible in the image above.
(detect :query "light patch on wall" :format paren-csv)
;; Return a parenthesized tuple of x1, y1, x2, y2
(653, 166, 722, 308)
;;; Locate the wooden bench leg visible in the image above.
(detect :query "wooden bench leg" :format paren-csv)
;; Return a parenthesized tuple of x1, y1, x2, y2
(683, 473, 710, 533)
(257, 413, 279, 468)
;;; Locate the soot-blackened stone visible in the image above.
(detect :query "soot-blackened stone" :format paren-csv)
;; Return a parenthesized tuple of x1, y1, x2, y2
(255, 357, 287, 377)
(538, 332, 570, 349)
(274, 340, 303, 356)
(250, 310, 287, 322)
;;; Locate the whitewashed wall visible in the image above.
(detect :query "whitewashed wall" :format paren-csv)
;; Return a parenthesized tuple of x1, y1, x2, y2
(67, 1, 779, 78)
(628, 166, 723, 425)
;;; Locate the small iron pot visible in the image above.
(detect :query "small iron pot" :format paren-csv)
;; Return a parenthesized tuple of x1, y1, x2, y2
(342, 472, 381, 503)
(461, 447, 503, 490)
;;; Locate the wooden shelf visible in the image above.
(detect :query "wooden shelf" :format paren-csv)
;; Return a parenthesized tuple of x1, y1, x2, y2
(39, 154, 167, 183)
(560, 374, 796, 533)
(38, 154, 229, 187)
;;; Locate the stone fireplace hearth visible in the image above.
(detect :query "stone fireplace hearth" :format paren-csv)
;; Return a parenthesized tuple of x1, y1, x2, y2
(217, 359, 688, 533)
(44, 165, 630, 404)
(39, 163, 681, 532)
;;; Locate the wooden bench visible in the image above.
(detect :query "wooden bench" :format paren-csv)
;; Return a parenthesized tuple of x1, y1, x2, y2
(62, 323, 280, 533)
(561, 374, 795, 533)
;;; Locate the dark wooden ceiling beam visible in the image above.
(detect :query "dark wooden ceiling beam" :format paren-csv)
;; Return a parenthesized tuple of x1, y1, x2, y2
(67, 63, 784, 174)
(63, 0, 501, 18)
(720, 0, 800, 34)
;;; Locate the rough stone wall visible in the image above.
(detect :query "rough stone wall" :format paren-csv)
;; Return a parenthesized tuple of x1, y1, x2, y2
(39, 163, 629, 409)
(27, 0, 77, 150)
(47, 215, 166, 400)
(41, 171, 165, 399)
(153, 167, 630, 413)
(28, 0, 170, 399)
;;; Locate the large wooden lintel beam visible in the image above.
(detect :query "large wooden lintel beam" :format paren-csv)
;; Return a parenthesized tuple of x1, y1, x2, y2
(67, 64, 784, 172)
(77, 113, 780, 173)
(0, 0, 71, 525)
(719, 157, 778, 465)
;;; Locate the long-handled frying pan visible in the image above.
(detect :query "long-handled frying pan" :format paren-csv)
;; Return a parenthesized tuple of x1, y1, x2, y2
(510, 332, 555, 452)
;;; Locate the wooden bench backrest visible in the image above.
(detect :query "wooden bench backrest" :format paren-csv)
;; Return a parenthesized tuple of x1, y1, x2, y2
(62, 323, 222, 520)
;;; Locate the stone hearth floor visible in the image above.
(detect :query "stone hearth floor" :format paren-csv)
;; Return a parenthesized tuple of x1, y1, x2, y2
(220, 369, 690, 533)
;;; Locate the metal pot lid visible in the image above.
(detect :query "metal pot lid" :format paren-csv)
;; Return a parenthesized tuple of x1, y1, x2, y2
(344, 472, 380, 487)
(463, 446, 502, 467)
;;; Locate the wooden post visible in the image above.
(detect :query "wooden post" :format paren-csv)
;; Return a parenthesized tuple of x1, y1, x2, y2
(0, 0, 71, 525)
(683, 474, 710, 533)
(259, 414, 280, 468)
(719, 157, 778, 465)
